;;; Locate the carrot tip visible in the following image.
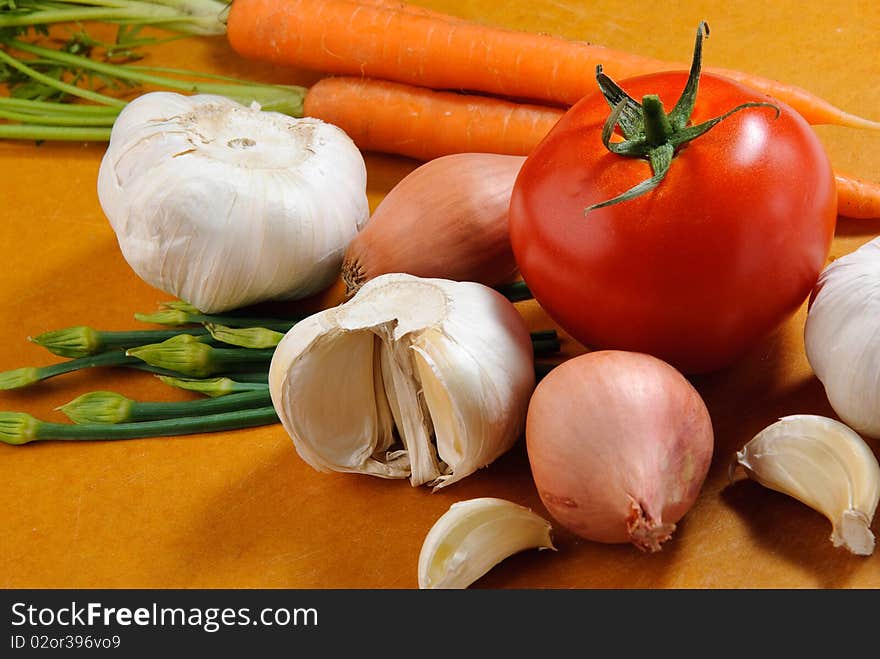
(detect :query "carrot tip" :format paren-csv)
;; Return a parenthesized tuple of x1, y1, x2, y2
(837, 111, 880, 132)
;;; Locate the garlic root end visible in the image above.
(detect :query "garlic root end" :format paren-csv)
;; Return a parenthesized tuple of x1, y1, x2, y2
(833, 509, 875, 556)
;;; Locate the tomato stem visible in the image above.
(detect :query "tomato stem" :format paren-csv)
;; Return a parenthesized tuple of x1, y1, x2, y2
(585, 22, 779, 213)
(643, 95, 673, 147)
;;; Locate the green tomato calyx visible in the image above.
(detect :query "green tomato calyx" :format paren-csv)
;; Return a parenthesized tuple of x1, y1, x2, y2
(585, 22, 779, 213)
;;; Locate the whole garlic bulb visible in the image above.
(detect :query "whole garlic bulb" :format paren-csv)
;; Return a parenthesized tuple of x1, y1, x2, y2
(805, 237, 880, 438)
(97, 91, 369, 313)
(268, 273, 535, 489)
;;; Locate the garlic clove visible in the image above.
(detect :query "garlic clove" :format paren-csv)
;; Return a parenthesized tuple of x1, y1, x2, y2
(734, 414, 880, 555)
(378, 337, 442, 486)
(268, 273, 534, 488)
(271, 321, 410, 479)
(418, 497, 555, 589)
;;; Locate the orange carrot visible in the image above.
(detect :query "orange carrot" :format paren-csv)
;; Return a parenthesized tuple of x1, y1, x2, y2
(304, 76, 880, 219)
(304, 76, 564, 161)
(226, 0, 880, 130)
(835, 172, 880, 220)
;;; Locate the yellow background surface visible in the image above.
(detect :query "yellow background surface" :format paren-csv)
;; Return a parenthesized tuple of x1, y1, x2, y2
(1, 0, 879, 588)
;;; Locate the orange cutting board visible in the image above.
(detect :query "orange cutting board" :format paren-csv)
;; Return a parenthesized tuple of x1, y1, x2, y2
(1, 0, 879, 588)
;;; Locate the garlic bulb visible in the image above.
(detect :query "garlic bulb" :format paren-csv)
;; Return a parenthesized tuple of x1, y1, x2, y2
(97, 91, 369, 313)
(804, 237, 880, 437)
(734, 415, 880, 556)
(418, 497, 555, 589)
(268, 273, 535, 489)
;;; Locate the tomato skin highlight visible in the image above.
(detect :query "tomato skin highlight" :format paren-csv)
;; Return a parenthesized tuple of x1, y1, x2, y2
(509, 71, 837, 374)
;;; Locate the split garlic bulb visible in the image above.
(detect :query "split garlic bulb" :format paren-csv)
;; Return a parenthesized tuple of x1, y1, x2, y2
(268, 273, 535, 489)
(97, 91, 369, 313)
(805, 237, 880, 438)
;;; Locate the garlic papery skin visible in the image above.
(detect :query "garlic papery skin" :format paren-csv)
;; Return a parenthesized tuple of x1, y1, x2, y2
(418, 497, 554, 589)
(805, 237, 880, 438)
(268, 273, 535, 488)
(734, 415, 880, 556)
(97, 91, 369, 313)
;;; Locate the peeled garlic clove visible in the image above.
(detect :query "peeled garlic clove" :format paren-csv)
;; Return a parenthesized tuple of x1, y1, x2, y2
(735, 414, 880, 556)
(341, 153, 523, 295)
(269, 273, 535, 488)
(97, 91, 369, 313)
(805, 237, 880, 438)
(418, 497, 555, 589)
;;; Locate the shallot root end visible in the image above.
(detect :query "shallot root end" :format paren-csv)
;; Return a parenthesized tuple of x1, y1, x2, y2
(341, 257, 366, 297)
(626, 498, 676, 553)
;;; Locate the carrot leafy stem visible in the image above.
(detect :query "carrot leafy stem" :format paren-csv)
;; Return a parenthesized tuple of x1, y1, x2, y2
(0, 0, 229, 37)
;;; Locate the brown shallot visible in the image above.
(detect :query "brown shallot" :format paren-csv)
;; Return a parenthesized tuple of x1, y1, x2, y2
(341, 153, 523, 295)
(525, 351, 714, 552)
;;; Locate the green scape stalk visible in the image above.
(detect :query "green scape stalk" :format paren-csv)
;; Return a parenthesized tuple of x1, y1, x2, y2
(205, 324, 285, 349)
(30, 325, 210, 358)
(134, 308, 302, 332)
(534, 361, 559, 382)
(0, 349, 185, 390)
(157, 375, 270, 397)
(494, 280, 533, 303)
(58, 388, 272, 424)
(214, 372, 270, 384)
(531, 333, 560, 356)
(0, 406, 279, 445)
(126, 334, 275, 378)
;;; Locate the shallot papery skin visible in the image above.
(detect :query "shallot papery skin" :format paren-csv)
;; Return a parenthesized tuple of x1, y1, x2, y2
(341, 153, 522, 294)
(525, 351, 714, 552)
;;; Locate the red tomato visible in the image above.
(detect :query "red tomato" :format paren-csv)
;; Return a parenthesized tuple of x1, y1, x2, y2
(508, 71, 837, 374)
